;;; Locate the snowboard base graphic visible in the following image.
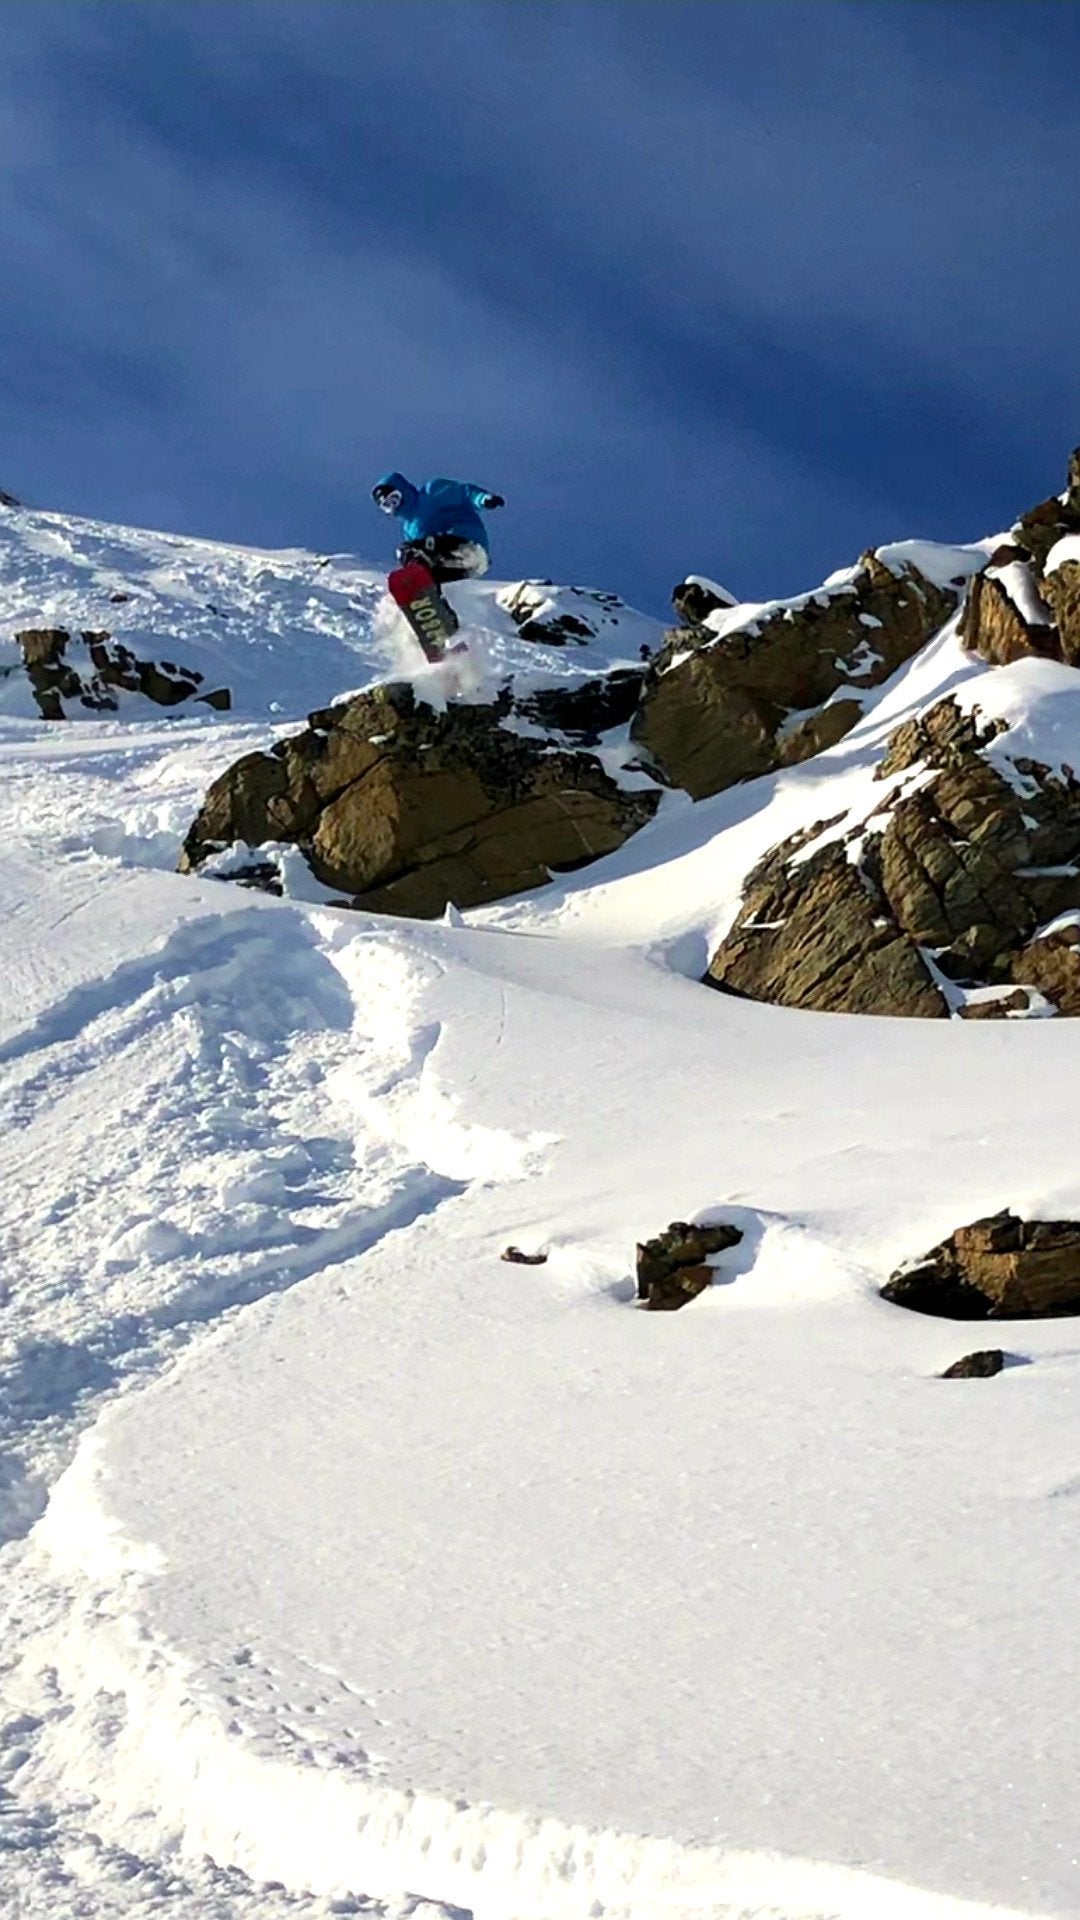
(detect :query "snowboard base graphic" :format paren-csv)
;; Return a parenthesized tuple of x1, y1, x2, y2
(388, 561, 464, 662)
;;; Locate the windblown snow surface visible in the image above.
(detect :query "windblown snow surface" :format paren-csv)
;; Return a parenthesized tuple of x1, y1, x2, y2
(2, 501, 1079, 1920)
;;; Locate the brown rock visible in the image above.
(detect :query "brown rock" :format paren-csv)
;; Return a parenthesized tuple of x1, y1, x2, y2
(877, 770, 1037, 980)
(671, 578, 738, 626)
(1012, 492, 1080, 571)
(632, 552, 958, 800)
(636, 1218, 744, 1311)
(705, 836, 947, 1017)
(1011, 926, 1080, 1014)
(959, 568, 1057, 666)
(16, 628, 69, 671)
(182, 679, 660, 916)
(1038, 561, 1080, 667)
(643, 1263, 715, 1311)
(15, 628, 85, 716)
(707, 691, 1080, 1017)
(497, 580, 620, 647)
(941, 1349, 1006, 1378)
(957, 990, 1030, 1020)
(14, 626, 228, 719)
(181, 750, 319, 863)
(776, 696, 865, 768)
(501, 1247, 548, 1266)
(876, 697, 1003, 780)
(884, 1211, 1080, 1318)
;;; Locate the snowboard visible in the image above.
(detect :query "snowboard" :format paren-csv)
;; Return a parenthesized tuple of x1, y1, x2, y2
(387, 559, 465, 662)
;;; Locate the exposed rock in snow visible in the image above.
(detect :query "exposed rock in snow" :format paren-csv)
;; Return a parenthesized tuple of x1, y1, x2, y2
(0, 484, 21, 507)
(959, 450, 1080, 671)
(14, 625, 230, 719)
(510, 665, 644, 742)
(1011, 457, 1080, 570)
(940, 1348, 1006, 1378)
(707, 689, 1080, 1016)
(884, 1211, 1080, 1318)
(635, 1217, 743, 1310)
(705, 830, 948, 1018)
(496, 578, 635, 647)
(1040, 557, 1080, 665)
(671, 574, 739, 627)
(1011, 920, 1080, 1014)
(959, 565, 1057, 665)
(180, 677, 660, 916)
(775, 693, 865, 766)
(632, 546, 961, 800)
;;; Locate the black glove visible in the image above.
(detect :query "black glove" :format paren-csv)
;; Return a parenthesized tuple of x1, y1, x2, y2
(482, 493, 505, 510)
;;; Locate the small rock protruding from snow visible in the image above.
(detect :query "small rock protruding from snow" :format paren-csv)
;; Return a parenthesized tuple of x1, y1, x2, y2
(496, 579, 634, 648)
(940, 1349, 1007, 1378)
(635, 1218, 743, 1311)
(0, 485, 21, 508)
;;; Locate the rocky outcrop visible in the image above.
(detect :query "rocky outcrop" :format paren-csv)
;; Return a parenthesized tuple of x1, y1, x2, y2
(958, 567, 1057, 665)
(512, 668, 644, 744)
(632, 549, 959, 800)
(706, 834, 947, 1017)
(0, 486, 20, 508)
(636, 1219, 744, 1311)
(15, 627, 230, 720)
(706, 693, 1080, 1016)
(181, 678, 659, 917)
(883, 1212, 1080, 1318)
(496, 580, 634, 648)
(960, 449, 1080, 667)
(671, 576, 738, 627)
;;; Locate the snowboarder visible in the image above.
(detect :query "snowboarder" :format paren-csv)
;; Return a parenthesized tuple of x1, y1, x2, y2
(373, 472, 505, 661)
(371, 472, 505, 583)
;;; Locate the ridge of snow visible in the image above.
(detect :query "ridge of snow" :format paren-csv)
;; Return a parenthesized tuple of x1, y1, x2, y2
(1044, 532, 1080, 575)
(693, 537, 987, 656)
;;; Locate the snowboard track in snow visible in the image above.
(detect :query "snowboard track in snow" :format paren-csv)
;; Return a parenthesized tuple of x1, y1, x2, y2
(0, 896, 475, 1920)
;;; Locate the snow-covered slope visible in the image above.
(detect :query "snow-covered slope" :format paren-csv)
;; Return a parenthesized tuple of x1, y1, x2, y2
(4, 500, 1080, 1920)
(0, 501, 660, 722)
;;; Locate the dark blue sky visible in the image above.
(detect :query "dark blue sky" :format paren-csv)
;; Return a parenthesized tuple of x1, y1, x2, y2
(2, 1, 1080, 616)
